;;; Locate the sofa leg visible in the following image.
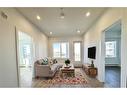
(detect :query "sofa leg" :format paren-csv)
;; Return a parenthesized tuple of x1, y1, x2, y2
(48, 77, 53, 80)
(35, 76, 39, 79)
(50, 77, 53, 80)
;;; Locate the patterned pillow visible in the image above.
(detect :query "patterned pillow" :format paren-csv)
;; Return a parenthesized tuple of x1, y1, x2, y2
(48, 58, 53, 66)
(41, 58, 48, 65)
(53, 59, 57, 64)
(37, 59, 43, 65)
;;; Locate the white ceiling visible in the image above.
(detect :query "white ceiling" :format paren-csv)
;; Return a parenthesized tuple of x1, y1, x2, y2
(17, 8, 107, 37)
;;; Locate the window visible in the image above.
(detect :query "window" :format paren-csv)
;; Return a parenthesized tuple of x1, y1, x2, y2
(53, 42, 69, 58)
(105, 41, 116, 57)
(74, 42, 81, 61)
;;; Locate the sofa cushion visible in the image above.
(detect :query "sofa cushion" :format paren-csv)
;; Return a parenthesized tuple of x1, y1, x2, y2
(58, 63, 63, 68)
(48, 58, 53, 66)
(50, 64, 58, 72)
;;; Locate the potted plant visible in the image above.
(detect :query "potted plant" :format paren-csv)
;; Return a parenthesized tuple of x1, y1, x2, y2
(65, 59, 70, 66)
(91, 60, 94, 68)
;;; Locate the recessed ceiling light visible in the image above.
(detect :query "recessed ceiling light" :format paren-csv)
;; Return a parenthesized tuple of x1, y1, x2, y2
(50, 32, 52, 35)
(77, 30, 81, 33)
(36, 15, 41, 20)
(86, 12, 90, 17)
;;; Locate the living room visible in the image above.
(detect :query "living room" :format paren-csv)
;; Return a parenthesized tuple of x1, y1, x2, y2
(0, 7, 127, 88)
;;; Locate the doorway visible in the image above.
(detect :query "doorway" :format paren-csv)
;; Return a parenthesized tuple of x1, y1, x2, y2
(17, 31, 34, 87)
(73, 41, 83, 68)
(73, 41, 82, 63)
(104, 21, 121, 87)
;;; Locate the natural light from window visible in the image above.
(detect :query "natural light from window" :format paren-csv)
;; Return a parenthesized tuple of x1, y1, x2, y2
(74, 42, 81, 61)
(53, 42, 69, 58)
(105, 41, 116, 58)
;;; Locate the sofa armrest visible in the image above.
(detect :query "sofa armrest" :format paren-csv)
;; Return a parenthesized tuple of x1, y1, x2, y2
(35, 65, 51, 77)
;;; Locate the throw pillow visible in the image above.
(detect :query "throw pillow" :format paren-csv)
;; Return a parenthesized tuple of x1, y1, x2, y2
(48, 58, 53, 65)
(53, 59, 57, 64)
(41, 58, 48, 65)
(37, 59, 43, 65)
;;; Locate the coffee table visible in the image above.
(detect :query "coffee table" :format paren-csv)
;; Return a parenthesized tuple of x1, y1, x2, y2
(60, 64, 75, 77)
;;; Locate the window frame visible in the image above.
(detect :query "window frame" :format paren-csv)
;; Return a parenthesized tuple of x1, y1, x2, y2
(52, 42, 69, 58)
(105, 41, 117, 58)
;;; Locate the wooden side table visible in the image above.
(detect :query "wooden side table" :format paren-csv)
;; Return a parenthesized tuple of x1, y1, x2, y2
(88, 67, 97, 77)
(83, 64, 97, 77)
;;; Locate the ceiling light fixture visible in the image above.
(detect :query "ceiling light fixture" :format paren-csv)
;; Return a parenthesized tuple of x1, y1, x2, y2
(60, 8, 65, 19)
(36, 15, 41, 20)
(50, 32, 52, 35)
(77, 30, 81, 33)
(86, 12, 90, 17)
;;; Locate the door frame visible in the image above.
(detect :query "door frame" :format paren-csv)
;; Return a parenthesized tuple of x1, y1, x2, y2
(15, 27, 35, 87)
(73, 41, 82, 63)
(101, 20, 122, 87)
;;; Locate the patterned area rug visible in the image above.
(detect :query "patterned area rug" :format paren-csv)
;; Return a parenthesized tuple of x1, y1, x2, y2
(32, 69, 88, 87)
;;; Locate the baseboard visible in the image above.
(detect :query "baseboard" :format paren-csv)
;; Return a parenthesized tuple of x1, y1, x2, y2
(105, 64, 121, 67)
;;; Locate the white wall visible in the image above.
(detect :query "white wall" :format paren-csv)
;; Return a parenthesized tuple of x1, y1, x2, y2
(0, 17, 18, 87)
(0, 8, 48, 87)
(83, 8, 127, 87)
(48, 36, 83, 64)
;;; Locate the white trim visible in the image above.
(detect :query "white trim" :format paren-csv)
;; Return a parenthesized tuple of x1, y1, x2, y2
(16, 29, 35, 87)
(15, 27, 20, 87)
(101, 20, 122, 87)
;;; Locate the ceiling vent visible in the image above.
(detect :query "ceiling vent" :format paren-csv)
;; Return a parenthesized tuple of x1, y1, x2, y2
(0, 11, 8, 20)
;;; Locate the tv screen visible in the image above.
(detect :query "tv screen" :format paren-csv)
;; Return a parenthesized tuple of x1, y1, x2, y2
(88, 46, 96, 59)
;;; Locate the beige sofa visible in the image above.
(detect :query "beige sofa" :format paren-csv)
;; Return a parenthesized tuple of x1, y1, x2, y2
(34, 59, 63, 78)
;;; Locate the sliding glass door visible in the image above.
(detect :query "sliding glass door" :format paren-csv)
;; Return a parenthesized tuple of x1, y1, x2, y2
(18, 31, 33, 68)
(17, 31, 34, 87)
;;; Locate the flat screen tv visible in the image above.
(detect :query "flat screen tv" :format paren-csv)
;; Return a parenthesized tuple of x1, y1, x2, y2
(88, 46, 96, 59)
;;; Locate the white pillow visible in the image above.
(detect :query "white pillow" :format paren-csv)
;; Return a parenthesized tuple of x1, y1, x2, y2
(37, 59, 43, 65)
